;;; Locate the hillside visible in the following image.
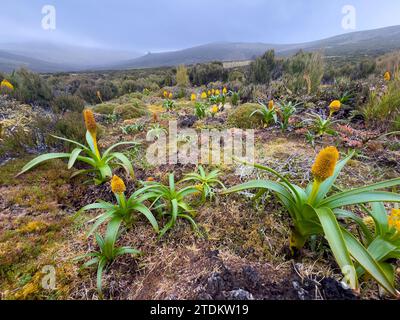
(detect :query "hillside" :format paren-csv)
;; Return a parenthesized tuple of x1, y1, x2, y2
(116, 25, 400, 69)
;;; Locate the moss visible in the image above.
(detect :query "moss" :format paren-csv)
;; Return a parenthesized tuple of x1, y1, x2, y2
(114, 100, 148, 120)
(18, 221, 49, 234)
(0, 216, 75, 300)
(1, 158, 72, 213)
(93, 103, 117, 115)
(227, 103, 263, 129)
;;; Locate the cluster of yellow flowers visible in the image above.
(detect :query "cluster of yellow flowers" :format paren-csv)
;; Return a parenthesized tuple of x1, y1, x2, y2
(163, 91, 173, 99)
(268, 100, 274, 110)
(329, 100, 341, 116)
(384, 71, 391, 82)
(0, 79, 14, 91)
(199, 87, 228, 99)
(388, 208, 400, 232)
(191, 93, 197, 101)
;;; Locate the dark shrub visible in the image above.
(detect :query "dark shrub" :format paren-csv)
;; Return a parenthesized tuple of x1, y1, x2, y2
(189, 62, 228, 86)
(97, 81, 119, 101)
(248, 50, 276, 84)
(52, 95, 85, 113)
(10, 68, 53, 107)
(78, 83, 98, 104)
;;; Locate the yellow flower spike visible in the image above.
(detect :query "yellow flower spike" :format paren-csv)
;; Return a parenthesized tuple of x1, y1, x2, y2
(163, 91, 168, 98)
(222, 87, 227, 95)
(384, 71, 391, 82)
(83, 109, 100, 158)
(309, 146, 340, 204)
(111, 175, 126, 194)
(191, 93, 197, 101)
(329, 100, 341, 116)
(207, 90, 211, 96)
(201, 92, 207, 99)
(268, 100, 274, 110)
(168, 92, 173, 99)
(215, 89, 220, 96)
(0, 79, 14, 91)
(83, 109, 97, 136)
(389, 208, 400, 232)
(311, 146, 340, 183)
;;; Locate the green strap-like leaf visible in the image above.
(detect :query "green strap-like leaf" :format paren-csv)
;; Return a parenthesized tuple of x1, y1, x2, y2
(50, 134, 87, 149)
(132, 203, 159, 233)
(103, 141, 140, 158)
(103, 217, 123, 259)
(96, 257, 107, 296)
(321, 178, 400, 206)
(68, 148, 83, 169)
(115, 247, 141, 256)
(313, 206, 358, 290)
(369, 202, 389, 236)
(341, 228, 399, 296)
(87, 211, 116, 237)
(222, 180, 293, 204)
(18, 153, 71, 176)
(321, 191, 400, 209)
(334, 209, 373, 245)
(109, 152, 134, 178)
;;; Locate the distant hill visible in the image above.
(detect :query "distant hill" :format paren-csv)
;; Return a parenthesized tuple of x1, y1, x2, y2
(1, 25, 400, 72)
(0, 42, 142, 73)
(115, 25, 400, 69)
(0, 50, 66, 73)
(112, 42, 295, 69)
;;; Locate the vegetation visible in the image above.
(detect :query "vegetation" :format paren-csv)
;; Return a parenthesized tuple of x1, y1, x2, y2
(224, 148, 400, 295)
(18, 110, 137, 184)
(2, 45, 400, 301)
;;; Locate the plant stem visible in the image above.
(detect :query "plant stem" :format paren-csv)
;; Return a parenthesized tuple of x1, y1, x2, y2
(308, 180, 321, 205)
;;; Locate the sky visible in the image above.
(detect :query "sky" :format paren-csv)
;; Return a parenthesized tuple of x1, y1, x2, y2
(1, 0, 400, 53)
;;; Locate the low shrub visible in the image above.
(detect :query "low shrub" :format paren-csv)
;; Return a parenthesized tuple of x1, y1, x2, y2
(52, 95, 85, 113)
(9, 68, 53, 107)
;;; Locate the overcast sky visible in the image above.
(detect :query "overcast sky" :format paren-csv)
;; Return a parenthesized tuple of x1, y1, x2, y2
(1, 0, 400, 52)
